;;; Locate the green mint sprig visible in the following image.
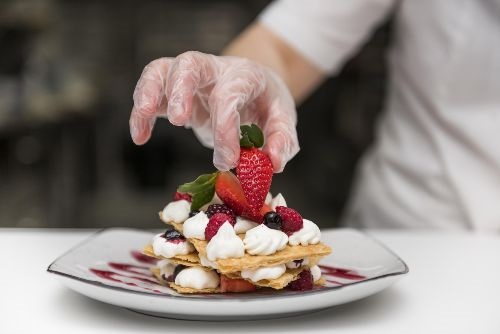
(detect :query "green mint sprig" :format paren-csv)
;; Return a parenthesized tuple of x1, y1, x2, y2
(177, 172, 218, 210)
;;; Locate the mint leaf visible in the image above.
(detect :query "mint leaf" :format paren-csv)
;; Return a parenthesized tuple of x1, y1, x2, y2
(191, 187, 215, 211)
(240, 124, 264, 148)
(177, 172, 218, 210)
(178, 173, 217, 193)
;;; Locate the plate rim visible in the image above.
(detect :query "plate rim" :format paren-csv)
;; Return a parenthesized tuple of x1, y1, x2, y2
(47, 227, 409, 302)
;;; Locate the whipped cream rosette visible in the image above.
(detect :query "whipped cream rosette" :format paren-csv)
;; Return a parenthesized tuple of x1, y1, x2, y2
(142, 124, 331, 293)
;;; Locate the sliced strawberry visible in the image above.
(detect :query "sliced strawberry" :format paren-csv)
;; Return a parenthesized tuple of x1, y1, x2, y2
(236, 147, 273, 213)
(220, 275, 257, 293)
(215, 171, 249, 216)
(242, 203, 273, 223)
(260, 203, 273, 217)
(173, 191, 192, 202)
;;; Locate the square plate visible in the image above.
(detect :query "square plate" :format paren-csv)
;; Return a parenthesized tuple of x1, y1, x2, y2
(47, 228, 408, 320)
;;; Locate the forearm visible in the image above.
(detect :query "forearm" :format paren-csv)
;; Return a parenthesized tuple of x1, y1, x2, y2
(223, 22, 325, 104)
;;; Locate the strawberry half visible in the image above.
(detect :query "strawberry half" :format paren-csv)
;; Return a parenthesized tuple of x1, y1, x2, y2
(215, 171, 249, 216)
(236, 147, 273, 214)
(173, 191, 192, 202)
(220, 275, 257, 293)
(236, 124, 274, 222)
(243, 203, 273, 223)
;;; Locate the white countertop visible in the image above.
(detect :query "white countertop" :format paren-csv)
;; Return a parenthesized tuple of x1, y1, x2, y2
(1, 228, 499, 334)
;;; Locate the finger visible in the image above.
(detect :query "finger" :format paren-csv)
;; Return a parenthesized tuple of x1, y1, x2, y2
(263, 128, 300, 172)
(130, 58, 171, 144)
(262, 102, 300, 173)
(208, 61, 266, 170)
(166, 51, 214, 126)
(129, 109, 156, 145)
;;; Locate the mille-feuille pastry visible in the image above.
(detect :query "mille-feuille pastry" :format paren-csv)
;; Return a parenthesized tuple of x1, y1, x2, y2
(143, 124, 332, 293)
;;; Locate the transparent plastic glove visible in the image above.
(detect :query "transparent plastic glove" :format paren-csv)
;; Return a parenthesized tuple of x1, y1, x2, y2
(129, 51, 299, 172)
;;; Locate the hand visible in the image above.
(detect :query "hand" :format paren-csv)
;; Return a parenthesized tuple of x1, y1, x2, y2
(129, 51, 299, 172)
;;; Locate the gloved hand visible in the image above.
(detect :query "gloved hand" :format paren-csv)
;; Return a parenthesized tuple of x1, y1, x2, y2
(129, 51, 299, 173)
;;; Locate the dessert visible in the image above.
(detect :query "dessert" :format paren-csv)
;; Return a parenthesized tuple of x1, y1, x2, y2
(143, 124, 332, 293)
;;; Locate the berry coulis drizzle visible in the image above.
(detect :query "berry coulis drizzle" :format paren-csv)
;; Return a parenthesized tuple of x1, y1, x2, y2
(89, 269, 158, 285)
(88, 250, 163, 294)
(88, 251, 366, 294)
(130, 250, 158, 264)
(318, 264, 366, 285)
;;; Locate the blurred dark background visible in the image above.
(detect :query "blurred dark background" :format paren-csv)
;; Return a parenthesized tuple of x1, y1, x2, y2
(0, 0, 391, 229)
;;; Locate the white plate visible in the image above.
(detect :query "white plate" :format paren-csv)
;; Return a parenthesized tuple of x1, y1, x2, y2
(47, 228, 408, 320)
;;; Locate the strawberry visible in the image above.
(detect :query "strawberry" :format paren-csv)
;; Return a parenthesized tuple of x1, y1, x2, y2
(215, 171, 249, 216)
(215, 171, 272, 222)
(220, 275, 257, 293)
(243, 203, 273, 223)
(236, 124, 274, 219)
(236, 147, 273, 213)
(173, 191, 191, 202)
(214, 125, 275, 223)
(261, 203, 273, 216)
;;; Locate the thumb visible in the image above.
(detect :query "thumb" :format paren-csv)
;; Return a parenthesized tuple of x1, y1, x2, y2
(211, 106, 241, 171)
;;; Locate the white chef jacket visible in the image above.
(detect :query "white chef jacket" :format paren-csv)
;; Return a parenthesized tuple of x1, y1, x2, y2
(260, 0, 500, 231)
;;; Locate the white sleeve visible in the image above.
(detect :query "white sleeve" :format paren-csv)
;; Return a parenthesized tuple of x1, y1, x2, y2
(259, 0, 396, 75)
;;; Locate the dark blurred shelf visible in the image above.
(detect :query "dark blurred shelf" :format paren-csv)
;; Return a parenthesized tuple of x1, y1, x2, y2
(0, 110, 96, 138)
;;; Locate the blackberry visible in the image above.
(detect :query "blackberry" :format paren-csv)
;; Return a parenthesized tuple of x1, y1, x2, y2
(172, 265, 187, 281)
(263, 211, 282, 230)
(189, 210, 200, 218)
(205, 204, 235, 225)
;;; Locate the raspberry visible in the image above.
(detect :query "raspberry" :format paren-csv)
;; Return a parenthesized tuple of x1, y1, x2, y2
(204, 213, 233, 241)
(205, 204, 235, 225)
(287, 269, 313, 291)
(275, 206, 303, 234)
(173, 191, 192, 202)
